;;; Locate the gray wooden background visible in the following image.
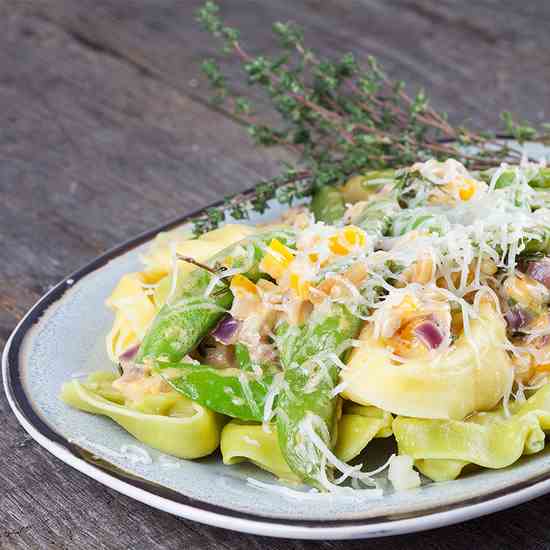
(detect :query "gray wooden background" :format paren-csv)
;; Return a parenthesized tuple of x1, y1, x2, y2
(2, 1, 550, 548)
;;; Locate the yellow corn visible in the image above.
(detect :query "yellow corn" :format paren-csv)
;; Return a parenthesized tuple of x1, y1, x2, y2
(328, 226, 367, 256)
(458, 178, 476, 201)
(390, 318, 431, 359)
(259, 239, 295, 280)
(308, 252, 319, 264)
(230, 274, 258, 296)
(398, 295, 418, 315)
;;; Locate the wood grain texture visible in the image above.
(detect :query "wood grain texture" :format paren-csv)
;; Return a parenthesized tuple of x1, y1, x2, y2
(1, 1, 550, 548)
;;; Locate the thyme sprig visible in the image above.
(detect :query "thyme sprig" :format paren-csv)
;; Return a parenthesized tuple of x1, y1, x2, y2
(192, 1, 544, 234)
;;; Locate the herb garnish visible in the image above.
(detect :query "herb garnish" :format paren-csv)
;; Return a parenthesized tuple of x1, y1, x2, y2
(192, 1, 548, 234)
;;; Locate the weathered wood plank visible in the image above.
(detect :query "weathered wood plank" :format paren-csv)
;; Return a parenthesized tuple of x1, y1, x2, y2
(2, 1, 550, 549)
(0, 8, 292, 328)
(27, 0, 550, 128)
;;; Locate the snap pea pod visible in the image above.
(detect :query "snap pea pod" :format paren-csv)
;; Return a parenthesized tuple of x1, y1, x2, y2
(341, 170, 397, 203)
(235, 343, 254, 373)
(233, 342, 274, 376)
(352, 196, 401, 237)
(522, 228, 550, 256)
(136, 230, 294, 364)
(275, 304, 363, 489)
(390, 205, 550, 258)
(389, 207, 450, 237)
(479, 167, 550, 189)
(156, 362, 274, 422)
(310, 185, 346, 224)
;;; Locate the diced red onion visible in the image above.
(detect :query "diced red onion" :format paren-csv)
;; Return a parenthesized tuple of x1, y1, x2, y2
(526, 259, 550, 289)
(118, 343, 140, 374)
(414, 321, 444, 350)
(504, 307, 532, 331)
(212, 315, 240, 345)
(119, 343, 140, 362)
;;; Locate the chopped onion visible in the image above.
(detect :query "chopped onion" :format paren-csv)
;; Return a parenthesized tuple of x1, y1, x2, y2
(526, 259, 550, 289)
(119, 343, 140, 362)
(119, 344, 140, 374)
(504, 306, 532, 331)
(388, 455, 421, 491)
(414, 321, 444, 349)
(212, 315, 240, 345)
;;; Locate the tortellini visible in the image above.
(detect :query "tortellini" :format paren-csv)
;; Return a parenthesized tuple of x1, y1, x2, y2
(394, 383, 550, 481)
(105, 224, 256, 361)
(221, 421, 300, 482)
(139, 224, 256, 282)
(105, 273, 157, 362)
(61, 372, 224, 459)
(220, 405, 393, 481)
(341, 302, 514, 420)
(334, 404, 393, 462)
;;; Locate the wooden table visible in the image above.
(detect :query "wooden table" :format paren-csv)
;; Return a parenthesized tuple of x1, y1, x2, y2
(2, 1, 550, 548)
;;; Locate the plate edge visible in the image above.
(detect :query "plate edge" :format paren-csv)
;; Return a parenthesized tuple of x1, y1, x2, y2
(6, 143, 550, 538)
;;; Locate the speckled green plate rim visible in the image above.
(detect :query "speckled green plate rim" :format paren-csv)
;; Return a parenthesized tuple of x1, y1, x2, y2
(5, 144, 550, 539)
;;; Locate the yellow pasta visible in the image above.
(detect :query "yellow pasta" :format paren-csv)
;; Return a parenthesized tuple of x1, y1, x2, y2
(221, 421, 300, 482)
(61, 372, 224, 459)
(221, 405, 392, 481)
(342, 302, 514, 420)
(394, 383, 550, 481)
(140, 224, 256, 282)
(105, 272, 157, 362)
(105, 223, 256, 361)
(335, 405, 393, 462)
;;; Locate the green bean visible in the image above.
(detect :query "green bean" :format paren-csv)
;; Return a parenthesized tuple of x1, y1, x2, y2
(137, 230, 294, 364)
(389, 208, 449, 237)
(341, 170, 396, 203)
(351, 196, 401, 237)
(531, 168, 550, 189)
(275, 304, 362, 488)
(522, 228, 550, 256)
(310, 185, 346, 224)
(157, 362, 274, 422)
(479, 167, 550, 189)
(233, 342, 274, 376)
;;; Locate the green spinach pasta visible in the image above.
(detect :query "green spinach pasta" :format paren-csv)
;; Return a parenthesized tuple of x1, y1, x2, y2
(61, 157, 550, 494)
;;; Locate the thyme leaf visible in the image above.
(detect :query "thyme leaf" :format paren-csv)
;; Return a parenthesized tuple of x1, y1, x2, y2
(192, 1, 547, 234)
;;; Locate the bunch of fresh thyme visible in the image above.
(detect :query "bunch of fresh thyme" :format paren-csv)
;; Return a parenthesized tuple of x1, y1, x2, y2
(192, 1, 546, 234)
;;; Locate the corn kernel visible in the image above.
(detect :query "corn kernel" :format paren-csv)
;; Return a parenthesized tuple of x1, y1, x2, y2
(259, 239, 295, 280)
(343, 226, 367, 247)
(308, 253, 319, 263)
(458, 178, 476, 201)
(328, 236, 349, 256)
(230, 274, 258, 296)
(269, 239, 295, 263)
(399, 295, 418, 314)
(328, 226, 367, 256)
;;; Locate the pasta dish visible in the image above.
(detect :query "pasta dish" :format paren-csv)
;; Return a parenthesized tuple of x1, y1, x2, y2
(61, 157, 550, 494)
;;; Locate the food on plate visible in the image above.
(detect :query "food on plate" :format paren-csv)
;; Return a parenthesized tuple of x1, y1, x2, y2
(62, 158, 550, 494)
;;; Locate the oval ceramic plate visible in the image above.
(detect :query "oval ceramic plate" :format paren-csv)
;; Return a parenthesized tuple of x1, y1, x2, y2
(5, 141, 550, 539)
